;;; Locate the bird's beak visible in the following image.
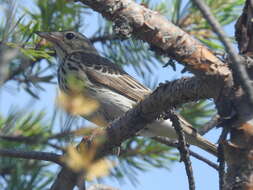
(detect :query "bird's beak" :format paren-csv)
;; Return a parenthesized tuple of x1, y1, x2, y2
(35, 31, 63, 43)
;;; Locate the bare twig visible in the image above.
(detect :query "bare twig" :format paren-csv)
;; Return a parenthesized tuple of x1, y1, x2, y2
(198, 114, 220, 135)
(154, 136, 218, 169)
(152, 136, 179, 147)
(189, 150, 219, 170)
(153, 137, 219, 170)
(218, 144, 225, 190)
(217, 127, 228, 190)
(0, 126, 94, 143)
(192, 0, 253, 106)
(0, 148, 63, 165)
(77, 177, 86, 190)
(0, 134, 38, 143)
(0, 134, 65, 151)
(167, 112, 195, 190)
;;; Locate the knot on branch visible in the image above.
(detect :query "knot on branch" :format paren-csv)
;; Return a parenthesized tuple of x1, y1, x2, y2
(103, 0, 127, 15)
(113, 17, 133, 38)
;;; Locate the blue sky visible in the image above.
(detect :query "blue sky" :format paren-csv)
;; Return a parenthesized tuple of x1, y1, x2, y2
(0, 0, 237, 189)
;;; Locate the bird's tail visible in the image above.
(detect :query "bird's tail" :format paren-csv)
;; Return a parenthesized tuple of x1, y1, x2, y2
(140, 119, 217, 156)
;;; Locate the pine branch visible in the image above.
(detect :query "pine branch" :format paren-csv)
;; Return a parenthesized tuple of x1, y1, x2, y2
(50, 76, 217, 190)
(0, 148, 63, 165)
(192, 0, 253, 107)
(153, 137, 219, 170)
(76, 0, 231, 79)
(168, 112, 195, 190)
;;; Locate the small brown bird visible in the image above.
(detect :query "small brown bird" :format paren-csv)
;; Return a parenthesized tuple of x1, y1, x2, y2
(36, 31, 217, 156)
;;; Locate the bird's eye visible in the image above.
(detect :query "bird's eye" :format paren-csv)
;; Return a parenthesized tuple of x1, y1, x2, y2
(65, 32, 75, 40)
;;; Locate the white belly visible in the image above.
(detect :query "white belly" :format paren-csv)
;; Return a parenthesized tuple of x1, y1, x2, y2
(87, 86, 136, 122)
(87, 86, 176, 138)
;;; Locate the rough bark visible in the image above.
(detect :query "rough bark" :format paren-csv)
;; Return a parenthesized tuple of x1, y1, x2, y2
(50, 77, 219, 190)
(224, 124, 253, 190)
(235, 0, 253, 56)
(91, 77, 218, 159)
(221, 1, 253, 189)
(75, 0, 236, 119)
(76, 0, 230, 79)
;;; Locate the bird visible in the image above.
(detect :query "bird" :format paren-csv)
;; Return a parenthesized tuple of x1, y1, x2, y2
(36, 31, 217, 156)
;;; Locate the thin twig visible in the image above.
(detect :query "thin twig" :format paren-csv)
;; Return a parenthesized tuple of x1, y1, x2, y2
(77, 176, 86, 190)
(218, 144, 225, 190)
(217, 127, 228, 190)
(0, 134, 66, 152)
(0, 148, 63, 166)
(0, 126, 93, 143)
(0, 134, 38, 143)
(192, 0, 253, 106)
(153, 137, 219, 170)
(198, 114, 220, 135)
(189, 150, 219, 170)
(168, 112, 195, 190)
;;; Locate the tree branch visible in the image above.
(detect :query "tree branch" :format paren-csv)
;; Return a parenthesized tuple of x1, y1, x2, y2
(51, 1, 253, 190)
(198, 114, 220, 135)
(0, 148, 63, 165)
(218, 144, 225, 190)
(153, 137, 219, 170)
(75, 0, 237, 119)
(192, 0, 253, 106)
(76, 0, 231, 79)
(0, 134, 65, 151)
(50, 76, 219, 190)
(168, 112, 195, 190)
(94, 77, 218, 159)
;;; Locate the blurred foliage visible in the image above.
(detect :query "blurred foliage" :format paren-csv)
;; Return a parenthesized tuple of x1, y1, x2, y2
(179, 100, 216, 128)
(0, 0, 243, 189)
(0, 160, 54, 190)
(173, 0, 244, 49)
(0, 110, 54, 190)
(63, 144, 114, 180)
(57, 91, 99, 116)
(110, 137, 177, 185)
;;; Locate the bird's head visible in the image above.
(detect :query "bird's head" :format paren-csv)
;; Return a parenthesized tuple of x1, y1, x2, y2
(36, 31, 98, 61)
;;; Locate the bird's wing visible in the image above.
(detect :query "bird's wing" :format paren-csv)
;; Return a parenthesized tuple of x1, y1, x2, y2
(78, 52, 151, 102)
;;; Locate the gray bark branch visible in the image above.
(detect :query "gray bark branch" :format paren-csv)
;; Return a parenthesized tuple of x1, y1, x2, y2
(0, 148, 63, 165)
(50, 77, 219, 190)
